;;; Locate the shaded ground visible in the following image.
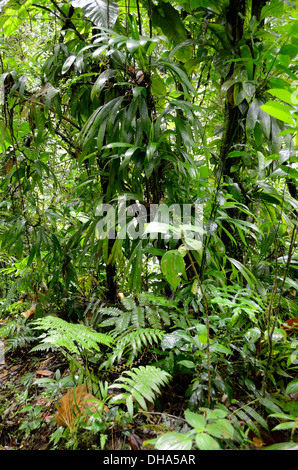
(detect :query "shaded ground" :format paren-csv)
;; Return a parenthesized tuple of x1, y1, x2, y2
(0, 318, 296, 450)
(0, 343, 190, 450)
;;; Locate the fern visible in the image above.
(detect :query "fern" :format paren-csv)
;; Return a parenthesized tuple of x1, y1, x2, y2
(31, 315, 114, 355)
(0, 317, 37, 352)
(108, 365, 171, 417)
(91, 294, 188, 332)
(99, 328, 164, 369)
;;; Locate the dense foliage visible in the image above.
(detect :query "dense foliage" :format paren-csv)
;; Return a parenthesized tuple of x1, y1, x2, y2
(0, 0, 298, 450)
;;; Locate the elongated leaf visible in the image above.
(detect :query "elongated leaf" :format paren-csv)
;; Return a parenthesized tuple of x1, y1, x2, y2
(227, 257, 257, 286)
(260, 101, 295, 125)
(285, 379, 298, 395)
(246, 100, 259, 133)
(61, 55, 76, 75)
(91, 69, 116, 101)
(161, 250, 185, 290)
(268, 88, 295, 105)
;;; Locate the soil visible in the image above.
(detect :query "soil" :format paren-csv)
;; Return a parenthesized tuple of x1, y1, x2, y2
(0, 344, 189, 450)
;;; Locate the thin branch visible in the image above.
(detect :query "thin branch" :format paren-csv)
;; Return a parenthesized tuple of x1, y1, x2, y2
(21, 95, 81, 130)
(184, 240, 211, 408)
(49, 0, 87, 43)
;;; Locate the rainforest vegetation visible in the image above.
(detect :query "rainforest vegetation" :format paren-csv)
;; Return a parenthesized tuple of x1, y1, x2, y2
(0, 0, 298, 451)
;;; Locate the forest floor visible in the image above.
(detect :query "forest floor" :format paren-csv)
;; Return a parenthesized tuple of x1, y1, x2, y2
(0, 319, 296, 451)
(0, 341, 189, 450)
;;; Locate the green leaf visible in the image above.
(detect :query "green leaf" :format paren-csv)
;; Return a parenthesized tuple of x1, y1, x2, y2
(71, 0, 118, 28)
(268, 88, 295, 105)
(272, 421, 298, 431)
(195, 432, 221, 450)
(246, 100, 259, 133)
(109, 366, 171, 413)
(61, 55, 76, 75)
(205, 420, 234, 439)
(127, 38, 140, 54)
(161, 250, 185, 290)
(263, 442, 298, 450)
(177, 360, 196, 369)
(227, 257, 257, 286)
(185, 410, 206, 429)
(260, 101, 295, 125)
(91, 69, 116, 101)
(151, 2, 186, 47)
(209, 343, 232, 355)
(240, 45, 254, 80)
(285, 379, 298, 395)
(153, 432, 193, 450)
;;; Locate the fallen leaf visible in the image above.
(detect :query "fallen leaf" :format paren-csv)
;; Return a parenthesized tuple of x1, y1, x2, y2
(55, 384, 107, 430)
(21, 302, 37, 318)
(282, 317, 298, 332)
(36, 369, 54, 377)
(128, 433, 143, 450)
(252, 437, 264, 448)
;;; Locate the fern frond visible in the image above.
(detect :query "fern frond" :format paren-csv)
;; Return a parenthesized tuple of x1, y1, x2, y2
(118, 328, 164, 356)
(280, 296, 298, 316)
(31, 315, 114, 355)
(121, 297, 137, 311)
(109, 365, 171, 416)
(100, 328, 164, 369)
(86, 293, 190, 334)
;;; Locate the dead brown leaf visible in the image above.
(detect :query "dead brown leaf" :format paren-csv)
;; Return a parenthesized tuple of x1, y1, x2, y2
(36, 369, 54, 377)
(55, 384, 107, 430)
(21, 302, 37, 318)
(282, 317, 298, 332)
(252, 437, 264, 448)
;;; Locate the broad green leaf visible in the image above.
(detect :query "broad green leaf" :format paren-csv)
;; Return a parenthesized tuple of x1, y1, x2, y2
(260, 101, 295, 125)
(240, 45, 254, 80)
(127, 38, 140, 54)
(209, 343, 232, 355)
(177, 360, 196, 369)
(151, 2, 186, 47)
(195, 432, 221, 450)
(185, 409, 206, 429)
(205, 420, 234, 439)
(271, 164, 298, 179)
(246, 100, 259, 133)
(153, 432, 193, 450)
(268, 88, 295, 105)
